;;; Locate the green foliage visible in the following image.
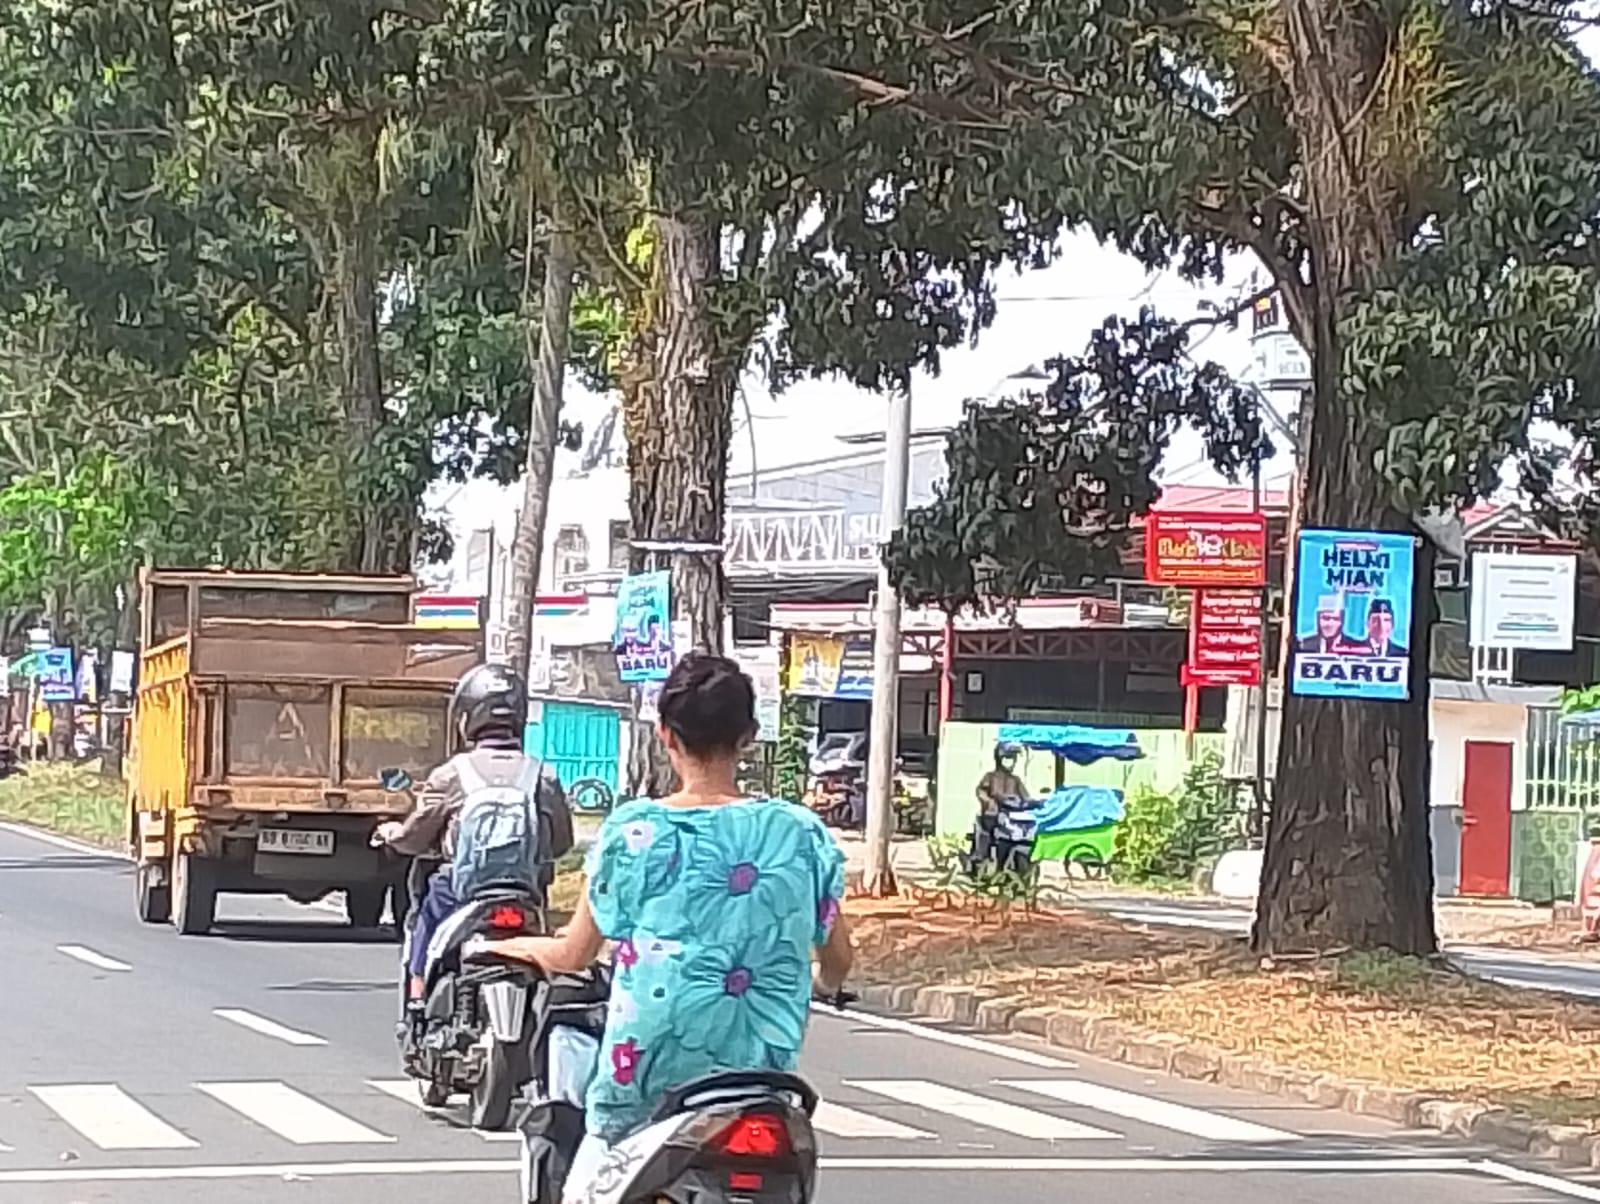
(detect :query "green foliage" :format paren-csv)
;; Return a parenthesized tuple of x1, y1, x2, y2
(1334, 950, 1433, 995)
(887, 310, 1264, 610)
(1114, 751, 1242, 883)
(773, 695, 811, 803)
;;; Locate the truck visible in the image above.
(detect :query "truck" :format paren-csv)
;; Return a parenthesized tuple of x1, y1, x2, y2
(127, 569, 483, 935)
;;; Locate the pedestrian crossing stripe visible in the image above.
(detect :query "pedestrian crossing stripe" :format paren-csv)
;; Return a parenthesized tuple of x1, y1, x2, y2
(0, 1077, 1306, 1155)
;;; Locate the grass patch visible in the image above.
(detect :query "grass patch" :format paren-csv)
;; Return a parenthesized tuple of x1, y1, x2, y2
(0, 761, 125, 848)
(844, 894, 1600, 1128)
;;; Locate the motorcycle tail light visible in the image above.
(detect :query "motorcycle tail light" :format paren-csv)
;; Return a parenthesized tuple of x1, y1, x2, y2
(728, 1171, 764, 1191)
(716, 1113, 787, 1159)
(486, 905, 526, 930)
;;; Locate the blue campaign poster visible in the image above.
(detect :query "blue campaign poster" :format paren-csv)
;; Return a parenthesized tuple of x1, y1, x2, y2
(1290, 528, 1416, 702)
(613, 571, 673, 683)
(38, 646, 76, 703)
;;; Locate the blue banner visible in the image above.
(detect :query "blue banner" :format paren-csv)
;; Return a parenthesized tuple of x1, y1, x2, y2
(613, 571, 673, 683)
(38, 647, 76, 703)
(1291, 528, 1416, 701)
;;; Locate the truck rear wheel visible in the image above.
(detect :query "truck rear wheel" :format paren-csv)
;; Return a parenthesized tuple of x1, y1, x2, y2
(346, 884, 387, 929)
(135, 863, 170, 925)
(172, 853, 217, 936)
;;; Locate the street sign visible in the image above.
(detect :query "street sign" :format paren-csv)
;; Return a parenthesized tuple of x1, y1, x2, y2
(1144, 511, 1267, 587)
(38, 647, 76, 703)
(1183, 589, 1263, 687)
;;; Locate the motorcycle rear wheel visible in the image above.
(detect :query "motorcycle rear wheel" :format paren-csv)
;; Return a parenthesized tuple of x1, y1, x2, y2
(470, 1041, 516, 1130)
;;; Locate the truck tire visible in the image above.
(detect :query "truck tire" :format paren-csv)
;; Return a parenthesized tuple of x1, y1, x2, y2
(346, 884, 387, 929)
(135, 863, 171, 925)
(172, 853, 216, 936)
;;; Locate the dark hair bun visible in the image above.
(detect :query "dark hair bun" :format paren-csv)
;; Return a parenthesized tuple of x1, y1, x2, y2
(657, 652, 757, 756)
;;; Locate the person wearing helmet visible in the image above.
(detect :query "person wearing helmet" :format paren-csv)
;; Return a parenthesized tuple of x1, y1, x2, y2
(966, 743, 1027, 872)
(371, 662, 574, 1017)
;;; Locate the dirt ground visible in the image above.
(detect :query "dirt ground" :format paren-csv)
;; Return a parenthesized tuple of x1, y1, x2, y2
(844, 891, 1600, 1127)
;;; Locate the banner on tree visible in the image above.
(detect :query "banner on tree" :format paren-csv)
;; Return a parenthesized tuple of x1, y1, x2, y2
(613, 571, 674, 683)
(1290, 528, 1415, 702)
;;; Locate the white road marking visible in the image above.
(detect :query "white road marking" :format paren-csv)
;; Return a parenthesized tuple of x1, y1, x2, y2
(999, 1079, 1300, 1144)
(29, 1085, 197, 1151)
(366, 1079, 519, 1142)
(1479, 1159, 1600, 1201)
(813, 1005, 1076, 1069)
(56, 945, 132, 973)
(845, 1080, 1120, 1141)
(0, 1154, 1491, 1184)
(213, 1008, 328, 1047)
(0, 821, 128, 859)
(197, 1082, 395, 1145)
(813, 1100, 935, 1141)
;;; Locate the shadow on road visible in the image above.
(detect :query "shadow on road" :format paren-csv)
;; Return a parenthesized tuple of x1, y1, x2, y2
(268, 977, 396, 994)
(208, 920, 399, 946)
(0, 855, 128, 873)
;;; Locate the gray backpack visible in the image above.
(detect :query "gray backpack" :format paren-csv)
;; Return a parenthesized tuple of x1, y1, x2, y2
(450, 755, 545, 899)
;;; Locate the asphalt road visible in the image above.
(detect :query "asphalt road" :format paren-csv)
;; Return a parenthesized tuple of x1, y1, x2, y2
(4, 821, 1600, 1204)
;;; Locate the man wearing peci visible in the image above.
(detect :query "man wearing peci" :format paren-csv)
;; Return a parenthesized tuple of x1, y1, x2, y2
(1296, 595, 1357, 654)
(1364, 598, 1408, 657)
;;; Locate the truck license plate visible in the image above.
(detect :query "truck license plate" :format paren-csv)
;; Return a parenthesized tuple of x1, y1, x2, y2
(258, 828, 335, 856)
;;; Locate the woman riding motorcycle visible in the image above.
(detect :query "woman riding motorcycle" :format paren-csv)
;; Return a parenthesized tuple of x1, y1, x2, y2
(483, 651, 853, 1197)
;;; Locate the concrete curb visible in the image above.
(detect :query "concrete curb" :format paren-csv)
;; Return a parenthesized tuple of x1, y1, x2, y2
(855, 980, 1600, 1169)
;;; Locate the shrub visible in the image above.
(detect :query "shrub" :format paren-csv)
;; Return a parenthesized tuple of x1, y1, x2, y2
(1113, 750, 1243, 883)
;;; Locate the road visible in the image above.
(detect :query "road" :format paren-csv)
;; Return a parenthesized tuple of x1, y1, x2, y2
(3, 822, 1599, 1204)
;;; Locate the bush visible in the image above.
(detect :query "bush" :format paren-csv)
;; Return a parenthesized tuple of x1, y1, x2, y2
(1113, 750, 1242, 883)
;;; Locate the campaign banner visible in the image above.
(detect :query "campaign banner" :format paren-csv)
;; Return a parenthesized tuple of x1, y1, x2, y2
(1470, 552, 1577, 651)
(733, 645, 783, 741)
(1143, 510, 1267, 587)
(1183, 589, 1263, 687)
(613, 571, 674, 683)
(38, 647, 76, 703)
(783, 633, 873, 700)
(1290, 529, 1415, 701)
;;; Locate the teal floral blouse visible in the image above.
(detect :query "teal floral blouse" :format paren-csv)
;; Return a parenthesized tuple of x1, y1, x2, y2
(582, 797, 846, 1141)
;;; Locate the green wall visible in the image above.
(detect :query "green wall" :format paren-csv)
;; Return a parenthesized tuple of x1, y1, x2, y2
(934, 721, 1225, 836)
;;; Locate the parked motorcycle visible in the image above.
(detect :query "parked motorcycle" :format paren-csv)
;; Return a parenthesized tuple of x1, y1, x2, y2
(508, 963, 851, 1204)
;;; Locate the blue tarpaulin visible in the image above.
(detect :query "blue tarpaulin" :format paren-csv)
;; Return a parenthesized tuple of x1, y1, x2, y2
(1031, 785, 1125, 834)
(996, 722, 1142, 765)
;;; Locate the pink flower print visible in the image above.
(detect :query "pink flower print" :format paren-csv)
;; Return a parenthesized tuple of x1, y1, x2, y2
(723, 966, 753, 997)
(817, 896, 840, 933)
(615, 938, 639, 969)
(611, 1038, 641, 1086)
(727, 861, 759, 896)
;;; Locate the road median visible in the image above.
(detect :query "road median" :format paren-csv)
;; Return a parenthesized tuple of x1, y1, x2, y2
(844, 891, 1600, 1169)
(0, 761, 125, 849)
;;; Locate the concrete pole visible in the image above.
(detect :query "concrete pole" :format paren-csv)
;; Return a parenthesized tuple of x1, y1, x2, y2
(863, 384, 912, 895)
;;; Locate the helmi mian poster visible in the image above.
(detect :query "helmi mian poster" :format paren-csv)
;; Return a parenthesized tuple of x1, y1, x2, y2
(1290, 528, 1415, 702)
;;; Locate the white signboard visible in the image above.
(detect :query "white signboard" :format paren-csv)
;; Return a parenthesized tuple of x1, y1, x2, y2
(110, 650, 136, 695)
(1470, 552, 1577, 651)
(733, 645, 782, 743)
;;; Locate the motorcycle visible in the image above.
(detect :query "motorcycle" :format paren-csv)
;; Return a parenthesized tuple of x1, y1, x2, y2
(402, 888, 552, 1129)
(499, 948, 851, 1204)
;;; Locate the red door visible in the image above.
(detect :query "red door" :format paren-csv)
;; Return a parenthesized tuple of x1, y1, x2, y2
(1460, 740, 1513, 897)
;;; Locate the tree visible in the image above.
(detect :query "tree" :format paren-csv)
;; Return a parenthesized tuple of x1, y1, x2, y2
(850, 0, 1600, 951)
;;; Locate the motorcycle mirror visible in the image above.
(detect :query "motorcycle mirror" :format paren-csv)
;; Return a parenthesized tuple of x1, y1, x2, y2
(378, 767, 412, 792)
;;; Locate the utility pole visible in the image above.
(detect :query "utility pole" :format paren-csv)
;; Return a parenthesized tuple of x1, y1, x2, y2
(1250, 388, 1269, 843)
(864, 383, 911, 896)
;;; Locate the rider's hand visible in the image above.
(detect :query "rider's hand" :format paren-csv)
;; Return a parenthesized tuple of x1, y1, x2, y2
(370, 821, 403, 848)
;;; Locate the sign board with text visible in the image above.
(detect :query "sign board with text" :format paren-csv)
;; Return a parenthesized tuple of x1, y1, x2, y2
(1183, 589, 1263, 687)
(1469, 551, 1576, 651)
(1290, 528, 1415, 702)
(1144, 511, 1267, 587)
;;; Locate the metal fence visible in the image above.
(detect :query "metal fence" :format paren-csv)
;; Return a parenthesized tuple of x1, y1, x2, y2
(1525, 704, 1600, 813)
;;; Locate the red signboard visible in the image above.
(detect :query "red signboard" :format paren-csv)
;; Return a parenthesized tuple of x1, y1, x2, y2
(1144, 511, 1268, 587)
(1183, 588, 1263, 687)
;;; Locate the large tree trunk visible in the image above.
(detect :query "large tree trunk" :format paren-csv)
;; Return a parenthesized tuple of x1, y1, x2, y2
(502, 218, 578, 673)
(331, 203, 393, 574)
(1252, 0, 1436, 956)
(622, 212, 735, 797)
